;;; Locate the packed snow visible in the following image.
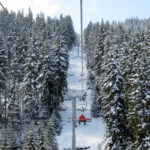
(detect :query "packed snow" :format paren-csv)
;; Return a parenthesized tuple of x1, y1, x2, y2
(56, 47, 106, 150)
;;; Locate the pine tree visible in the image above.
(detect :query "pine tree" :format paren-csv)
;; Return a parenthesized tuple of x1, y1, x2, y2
(103, 60, 127, 150)
(84, 18, 150, 150)
(36, 41, 50, 117)
(45, 120, 58, 150)
(50, 20, 69, 108)
(99, 40, 128, 149)
(126, 31, 150, 150)
(91, 22, 110, 117)
(0, 32, 6, 118)
(22, 121, 35, 150)
(36, 127, 45, 150)
(60, 15, 76, 49)
(0, 130, 8, 150)
(22, 35, 39, 120)
(7, 126, 18, 149)
(138, 29, 150, 149)
(0, 8, 76, 149)
(51, 111, 62, 135)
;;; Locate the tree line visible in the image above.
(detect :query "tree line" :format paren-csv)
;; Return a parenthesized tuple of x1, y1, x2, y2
(0, 8, 76, 149)
(84, 18, 150, 150)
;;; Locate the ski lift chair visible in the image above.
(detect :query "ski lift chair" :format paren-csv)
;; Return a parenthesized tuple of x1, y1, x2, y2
(78, 114, 92, 125)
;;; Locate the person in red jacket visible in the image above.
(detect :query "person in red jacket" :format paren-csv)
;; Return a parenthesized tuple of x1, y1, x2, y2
(79, 114, 86, 125)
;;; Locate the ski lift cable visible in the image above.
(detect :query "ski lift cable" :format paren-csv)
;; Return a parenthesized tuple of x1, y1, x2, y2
(78, 0, 88, 117)
(0, 2, 9, 14)
(80, 0, 84, 93)
(80, 0, 88, 108)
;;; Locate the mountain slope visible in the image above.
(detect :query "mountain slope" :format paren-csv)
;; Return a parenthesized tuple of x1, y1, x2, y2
(56, 47, 106, 150)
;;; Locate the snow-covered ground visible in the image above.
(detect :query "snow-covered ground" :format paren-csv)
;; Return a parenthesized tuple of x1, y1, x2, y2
(56, 47, 106, 150)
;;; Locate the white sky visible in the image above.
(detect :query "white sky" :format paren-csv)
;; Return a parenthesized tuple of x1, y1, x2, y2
(0, 0, 60, 17)
(0, 0, 150, 33)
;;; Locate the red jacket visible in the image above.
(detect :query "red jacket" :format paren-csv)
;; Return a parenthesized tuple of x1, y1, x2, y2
(79, 114, 86, 122)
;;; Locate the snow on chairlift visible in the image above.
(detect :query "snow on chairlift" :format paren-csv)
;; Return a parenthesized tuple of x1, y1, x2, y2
(78, 114, 92, 125)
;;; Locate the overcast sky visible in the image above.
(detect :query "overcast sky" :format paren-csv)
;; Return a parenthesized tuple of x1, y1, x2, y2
(0, 0, 150, 33)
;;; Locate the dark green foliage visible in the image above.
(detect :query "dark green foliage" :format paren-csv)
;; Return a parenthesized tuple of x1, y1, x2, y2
(22, 122, 36, 150)
(60, 15, 76, 50)
(51, 111, 62, 135)
(0, 8, 76, 149)
(45, 120, 58, 150)
(84, 19, 150, 149)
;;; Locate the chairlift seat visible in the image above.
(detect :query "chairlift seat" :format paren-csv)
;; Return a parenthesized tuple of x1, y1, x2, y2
(78, 114, 92, 122)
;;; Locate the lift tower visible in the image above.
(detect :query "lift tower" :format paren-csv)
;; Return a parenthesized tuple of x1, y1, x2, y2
(72, 0, 83, 150)
(80, 0, 84, 93)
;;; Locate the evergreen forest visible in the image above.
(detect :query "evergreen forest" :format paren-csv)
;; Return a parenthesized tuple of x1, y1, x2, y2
(84, 19, 150, 150)
(0, 3, 150, 150)
(0, 8, 76, 150)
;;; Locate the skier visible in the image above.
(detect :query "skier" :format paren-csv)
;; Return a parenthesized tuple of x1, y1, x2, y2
(79, 114, 86, 125)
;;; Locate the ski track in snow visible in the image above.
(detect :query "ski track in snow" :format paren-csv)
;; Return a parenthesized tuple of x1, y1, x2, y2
(56, 47, 106, 150)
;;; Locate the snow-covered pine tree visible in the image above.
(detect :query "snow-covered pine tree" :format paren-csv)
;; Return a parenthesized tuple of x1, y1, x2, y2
(126, 31, 150, 150)
(35, 13, 46, 49)
(138, 29, 150, 149)
(91, 88, 101, 117)
(123, 33, 143, 149)
(0, 32, 6, 118)
(94, 21, 108, 76)
(60, 15, 76, 50)
(25, 8, 34, 29)
(84, 23, 95, 89)
(0, 8, 76, 149)
(91, 22, 110, 117)
(45, 120, 58, 150)
(22, 35, 39, 121)
(46, 17, 53, 42)
(51, 110, 62, 135)
(36, 127, 45, 150)
(7, 99, 20, 132)
(50, 20, 69, 109)
(84, 21, 93, 51)
(6, 26, 22, 131)
(7, 126, 18, 149)
(119, 32, 136, 148)
(103, 61, 128, 150)
(84, 18, 150, 150)
(98, 35, 128, 150)
(22, 121, 36, 150)
(37, 39, 52, 117)
(0, 130, 8, 150)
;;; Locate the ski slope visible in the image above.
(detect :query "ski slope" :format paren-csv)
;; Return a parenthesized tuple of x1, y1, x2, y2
(56, 47, 106, 150)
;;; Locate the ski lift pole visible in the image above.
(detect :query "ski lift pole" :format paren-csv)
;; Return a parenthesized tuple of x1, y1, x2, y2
(72, 97, 76, 150)
(80, 0, 84, 94)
